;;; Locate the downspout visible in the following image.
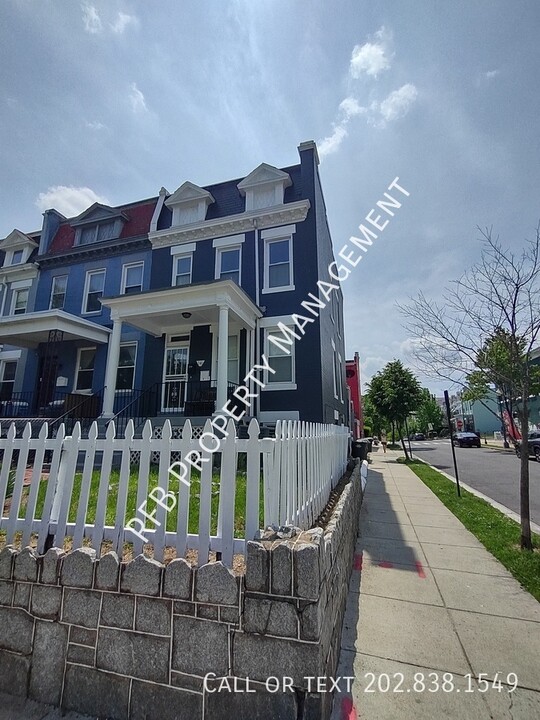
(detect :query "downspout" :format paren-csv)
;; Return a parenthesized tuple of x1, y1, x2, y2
(254, 219, 261, 420)
(0, 277, 7, 317)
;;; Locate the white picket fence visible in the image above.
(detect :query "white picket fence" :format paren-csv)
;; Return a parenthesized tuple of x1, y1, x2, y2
(0, 418, 349, 567)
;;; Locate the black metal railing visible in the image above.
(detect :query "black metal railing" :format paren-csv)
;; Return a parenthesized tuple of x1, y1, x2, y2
(0, 389, 76, 419)
(108, 379, 240, 436)
(48, 388, 104, 434)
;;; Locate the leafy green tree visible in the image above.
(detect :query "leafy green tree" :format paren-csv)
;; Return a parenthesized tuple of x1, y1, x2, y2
(366, 360, 422, 460)
(400, 226, 540, 550)
(415, 388, 444, 434)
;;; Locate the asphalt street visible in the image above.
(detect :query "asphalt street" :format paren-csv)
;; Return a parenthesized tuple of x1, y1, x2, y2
(406, 439, 540, 527)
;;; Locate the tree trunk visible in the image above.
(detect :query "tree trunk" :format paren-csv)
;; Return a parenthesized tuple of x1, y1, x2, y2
(398, 424, 409, 461)
(519, 393, 533, 550)
(392, 422, 395, 444)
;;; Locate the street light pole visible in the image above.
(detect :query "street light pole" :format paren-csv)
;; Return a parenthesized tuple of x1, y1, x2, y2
(444, 390, 461, 498)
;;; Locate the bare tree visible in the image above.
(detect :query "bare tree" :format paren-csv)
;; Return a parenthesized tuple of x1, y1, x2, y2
(399, 225, 540, 550)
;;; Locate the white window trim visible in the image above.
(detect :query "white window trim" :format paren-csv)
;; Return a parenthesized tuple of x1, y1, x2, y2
(170, 243, 197, 255)
(82, 269, 106, 315)
(262, 233, 295, 294)
(9, 249, 25, 266)
(49, 275, 68, 310)
(11, 279, 32, 290)
(212, 234, 245, 249)
(338, 353, 343, 402)
(115, 341, 138, 391)
(171, 253, 193, 287)
(214, 245, 242, 283)
(262, 325, 297, 391)
(74, 346, 96, 394)
(121, 262, 144, 295)
(332, 340, 338, 400)
(11, 287, 29, 316)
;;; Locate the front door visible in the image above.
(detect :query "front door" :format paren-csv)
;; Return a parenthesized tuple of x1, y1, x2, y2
(162, 343, 189, 412)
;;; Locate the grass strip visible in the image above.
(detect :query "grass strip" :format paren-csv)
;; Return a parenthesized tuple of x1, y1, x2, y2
(399, 458, 540, 602)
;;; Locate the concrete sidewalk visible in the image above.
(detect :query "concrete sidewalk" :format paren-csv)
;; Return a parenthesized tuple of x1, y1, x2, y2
(332, 448, 540, 720)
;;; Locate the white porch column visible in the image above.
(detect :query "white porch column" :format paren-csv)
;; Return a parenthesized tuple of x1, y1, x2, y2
(216, 305, 229, 411)
(102, 318, 122, 417)
(247, 329, 255, 415)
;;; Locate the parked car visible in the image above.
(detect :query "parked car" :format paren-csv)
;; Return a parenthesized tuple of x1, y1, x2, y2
(413, 432, 425, 441)
(514, 433, 540, 461)
(452, 432, 481, 448)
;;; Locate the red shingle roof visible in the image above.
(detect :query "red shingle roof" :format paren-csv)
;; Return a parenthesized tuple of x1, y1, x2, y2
(47, 200, 156, 254)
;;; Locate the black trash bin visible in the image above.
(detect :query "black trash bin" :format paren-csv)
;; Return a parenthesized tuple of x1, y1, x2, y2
(352, 439, 369, 460)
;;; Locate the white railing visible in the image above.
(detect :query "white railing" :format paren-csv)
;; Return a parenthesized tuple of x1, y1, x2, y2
(0, 419, 349, 567)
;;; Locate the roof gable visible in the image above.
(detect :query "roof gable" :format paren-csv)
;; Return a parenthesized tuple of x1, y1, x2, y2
(165, 182, 215, 208)
(71, 203, 128, 227)
(1, 229, 39, 250)
(237, 163, 292, 195)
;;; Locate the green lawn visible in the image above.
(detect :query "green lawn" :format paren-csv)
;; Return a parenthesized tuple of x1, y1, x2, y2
(400, 458, 540, 602)
(21, 466, 265, 538)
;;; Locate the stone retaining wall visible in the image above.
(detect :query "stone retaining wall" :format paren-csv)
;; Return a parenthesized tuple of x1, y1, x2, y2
(0, 461, 364, 720)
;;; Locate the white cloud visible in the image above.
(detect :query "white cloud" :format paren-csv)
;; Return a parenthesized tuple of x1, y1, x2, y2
(349, 27, 392, 78)
(318, 125, 348, 158)
(378, 84, 418, 122)
(81, 3, 102, 34)
(85, 120, 105, 130)
(129, 82, 148, 113)
(35, 186, 109, 217)
(485, 69, 499, 79)
(111, 12, 138, 34)
(339, 97, 367, 120)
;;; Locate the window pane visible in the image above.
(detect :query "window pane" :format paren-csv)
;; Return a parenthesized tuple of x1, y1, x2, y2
(76, 349, 95, 391)
(79, 349, 95, 371)
(11, 250, 23, 265)
(116, 367, 134, 390)
(118, 345, 136, 366)
(89, 272, 105, 292)
(97, 222, 116, 242)
(125, 265, 142, 288)
(228, 335, 238, 359)
(221, 270, 239, 284)
(269, 263, 290, 288)
(269, 240, 289, 264)
(14, 289, 28, 314)
(221, 249, 239, 273)
(80, 227, 95, 245)
(86, 293, 101, 312)
(3, 362, 17, 382)
(268, 356, 292, 383)
(227, 360, 239, 383)
(176, 256, 191, 274)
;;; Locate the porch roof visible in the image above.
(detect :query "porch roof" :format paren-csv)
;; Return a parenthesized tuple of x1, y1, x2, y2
(0, 310, 111, 348)
(101, 279, 263, 335)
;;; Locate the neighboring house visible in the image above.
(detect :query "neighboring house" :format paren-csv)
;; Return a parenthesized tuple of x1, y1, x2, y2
(345, 352, 363, 439)
(0, 229, 40, 416)
(450, 389, 500, 435)
(0, 141, 347, 428)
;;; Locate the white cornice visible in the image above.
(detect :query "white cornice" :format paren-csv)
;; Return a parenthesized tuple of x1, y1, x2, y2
(0, 263, 39, 282)
(149, 200, 310, 249)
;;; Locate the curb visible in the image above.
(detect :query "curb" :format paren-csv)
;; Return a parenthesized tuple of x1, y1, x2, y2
(412, 455, 540, 535)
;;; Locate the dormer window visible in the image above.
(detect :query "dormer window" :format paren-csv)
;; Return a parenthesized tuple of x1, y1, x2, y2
(78, 221, 117, 245)
(71, 203, 127, 247)
(0, 230, 38, 269)
(165, 182, 215, 228)
(237, 163, 292, 212)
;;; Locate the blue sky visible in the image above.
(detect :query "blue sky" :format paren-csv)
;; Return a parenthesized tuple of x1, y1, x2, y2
(2, 0, 540, 393)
